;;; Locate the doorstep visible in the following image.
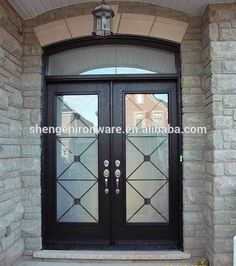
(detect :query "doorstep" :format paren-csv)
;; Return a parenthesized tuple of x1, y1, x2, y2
(33, 250, 191, 261)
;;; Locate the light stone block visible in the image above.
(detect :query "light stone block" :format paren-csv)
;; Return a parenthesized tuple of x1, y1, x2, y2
(8, 91, 23, 108)
(150, 17, 188, 43)
(183, 162, 205, 180)
(206, 130, 224, 149)
(223, 130, 236, 142)
(220, 28, 236, 40)
(33, 20, 72, 47)
(5, 239, 24, 266)
(66, 15, 93, 38)
(22, 219, 41, 237)
(25, 237, 42, 250)
(225, 163, 236, 176)
(182, 76, 201, 88)
(22, 176, 40, 188)
(214, 176, 236, 196)
(22, 74, 41, 90)
(211, 42, 236, 60)
(0, 27, 22, 59)
(0, 88, 8, 110)
(182, 94, 204, 106)
(206, 163, 224, 176)
(0, 145, 21, 159)
(214, 150, 236, 162)
(223, 61, 236, 73)
(118, 13, 155, 36)
(21, 158, 41, 174)
(22, 145, 41, 158)
(9, 120, 22, 138)
(213, 116, 233, 129)
(223, 95, 236, 108)
(24, 97, 41, 109)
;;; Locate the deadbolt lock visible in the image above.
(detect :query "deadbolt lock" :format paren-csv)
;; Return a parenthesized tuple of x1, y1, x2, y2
(104, 160, 109, 167)
(115, 169, 121, 178)
(115, 160, 120, 167)
(103, 169, 110, 178)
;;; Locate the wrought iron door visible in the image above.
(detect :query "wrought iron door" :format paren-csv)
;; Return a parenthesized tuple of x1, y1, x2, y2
(44, 82, 111, 249)
(112, 81, 181, 249)
(44, 80, 181, 249)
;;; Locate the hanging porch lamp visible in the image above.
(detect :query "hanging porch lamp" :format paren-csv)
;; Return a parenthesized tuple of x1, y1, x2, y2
(92, 0, 115, 36)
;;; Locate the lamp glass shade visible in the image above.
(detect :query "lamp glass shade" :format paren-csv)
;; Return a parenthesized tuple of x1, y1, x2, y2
(92, 3, 114, 36)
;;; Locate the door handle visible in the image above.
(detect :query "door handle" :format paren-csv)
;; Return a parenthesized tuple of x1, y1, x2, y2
(116, 178, 120, 195)
(115, 166, 121, 195)
(103, 169, 109, 194)
(105, 178, 109, 194)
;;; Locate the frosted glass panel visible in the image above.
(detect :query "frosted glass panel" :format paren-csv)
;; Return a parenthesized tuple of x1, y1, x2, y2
(48, 45, 176, 75)
(125, 94, 169, 223)
(56, 95, 98, 223)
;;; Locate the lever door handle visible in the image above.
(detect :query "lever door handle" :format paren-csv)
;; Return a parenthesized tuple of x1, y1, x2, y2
(105, 178, 109, 194)
(115, 178, 120, 195)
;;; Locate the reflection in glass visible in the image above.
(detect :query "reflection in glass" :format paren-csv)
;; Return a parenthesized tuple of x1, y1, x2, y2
(56, 95, 98, 223)
(81, 67, 155, 75)
(125, 94, 169, 223)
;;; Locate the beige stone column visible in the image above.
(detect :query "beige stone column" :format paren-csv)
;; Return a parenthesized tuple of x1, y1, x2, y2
(202, 4, 236, 266)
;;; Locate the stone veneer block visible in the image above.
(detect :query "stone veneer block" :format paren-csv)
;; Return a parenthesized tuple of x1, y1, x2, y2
(0, 27, 22, 58)
(66, 15, 93, 38)
(0, 88, 8, 110)
(113, 13, 121, 34)
(33, 20, 71, 46)
(150, 17, 189, 43)
(118, 13, 155, 36)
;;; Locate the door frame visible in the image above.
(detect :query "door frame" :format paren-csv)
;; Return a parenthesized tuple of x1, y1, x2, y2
(42, 35, 183, 250)
(111, 81, 180, 249)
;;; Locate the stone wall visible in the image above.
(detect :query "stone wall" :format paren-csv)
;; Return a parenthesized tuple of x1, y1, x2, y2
(202, 4, 236, 266)
(0, 1, 24, 265)
(181, 17, 207, 261)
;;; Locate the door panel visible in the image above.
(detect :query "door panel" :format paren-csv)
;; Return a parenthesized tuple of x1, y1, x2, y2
(112, 81, 181, 249)
(125, 93, 169, 224)
(44, 82, 111, 248)
(56, 95, 99, 223)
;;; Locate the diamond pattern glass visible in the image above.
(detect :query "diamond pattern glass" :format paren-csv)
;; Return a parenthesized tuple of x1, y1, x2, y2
(125, 93, 169, 223)
(56, 95, 98, 223)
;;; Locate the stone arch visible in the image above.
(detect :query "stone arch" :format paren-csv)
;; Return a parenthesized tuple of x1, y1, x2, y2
(33, 8, 189, 47)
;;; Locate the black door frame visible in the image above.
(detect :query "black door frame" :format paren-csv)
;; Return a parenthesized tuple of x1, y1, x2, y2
(111, 81, 180, 249)
(42, 35, 183, 250)
(44, 82, 111, 249)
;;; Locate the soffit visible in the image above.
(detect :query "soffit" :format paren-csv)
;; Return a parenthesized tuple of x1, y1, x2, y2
(8, 0, 236, 20)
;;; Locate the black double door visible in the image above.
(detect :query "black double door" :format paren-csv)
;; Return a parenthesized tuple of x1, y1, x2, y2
(44, 80, 182, 250)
